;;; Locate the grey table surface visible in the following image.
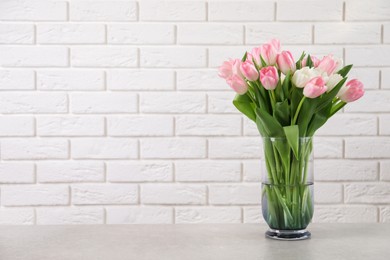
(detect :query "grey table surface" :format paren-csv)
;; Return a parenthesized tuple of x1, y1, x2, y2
(0, 224, 389, 260)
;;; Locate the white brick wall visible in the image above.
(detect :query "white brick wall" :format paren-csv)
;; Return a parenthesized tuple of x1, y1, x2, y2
(0, 0, 388, 225)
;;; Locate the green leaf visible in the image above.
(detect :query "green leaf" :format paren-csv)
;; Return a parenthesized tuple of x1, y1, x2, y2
(295, 51, 306, 70)
(306, 55, 313, 68)
(233, 93, 256, 121)
(241, 52, 248, 62)
(307, 103, 332, 136)
(282, 71, 291, 100)
(283, 125, 299, 159)
(255, 108, 284, 137)
(273, 100, 290, 126)
(337, 64, 353, 77)
(260, 55, 268, 67)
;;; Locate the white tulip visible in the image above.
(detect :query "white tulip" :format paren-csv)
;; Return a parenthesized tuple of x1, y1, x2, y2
(326, 74, 344, 92)
(291, 67, 320, 88)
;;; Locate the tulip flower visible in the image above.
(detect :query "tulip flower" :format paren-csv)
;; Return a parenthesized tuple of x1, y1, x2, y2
(250, 47, 262, 66)
(226, 75, 248, 94)
(218, 59, 235, 80)
(260, 44, 278, 65)
(326, 74, 343, 92)
(317, 55, 338, 75)
(337, 79, 364, 102)
(303, 76, 327, 98)
(292, 67, 320, 88)
(277, 51, 296, 75)
(260, 66, 279, 90)
(240, 60, 259, 81)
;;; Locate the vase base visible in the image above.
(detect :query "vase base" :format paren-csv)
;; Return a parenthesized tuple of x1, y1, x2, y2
(265, 228, 311, 241)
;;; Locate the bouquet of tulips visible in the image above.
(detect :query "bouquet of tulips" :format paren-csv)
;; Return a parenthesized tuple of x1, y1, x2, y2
(218, 39, 364, 232)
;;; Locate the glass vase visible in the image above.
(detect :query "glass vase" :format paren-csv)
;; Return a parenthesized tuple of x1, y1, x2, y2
(261, 137, 314, 240)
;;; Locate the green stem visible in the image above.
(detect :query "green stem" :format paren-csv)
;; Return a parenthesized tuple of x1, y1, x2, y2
(330, 100, 346, 117)
(292, 96, 306, 125)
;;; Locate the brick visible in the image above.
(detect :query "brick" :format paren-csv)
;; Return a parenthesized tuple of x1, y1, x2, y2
(0, 24, 34, 44)
(0, 47, 68, 67)
(0, 93, 67, 114)
(141, 47, 207, 68)
(140, 92, 206, 113)
(107, 162, 173, 182)
(140, 138, 206, 159)
(316, 114, 377, 136)
(175, 161, 241, 182)
(107, 116, 173, 136)
(176, 207, 241, 223)
(346, 46, 390, 66)
(37, 161, 105, 183)
(344, 91, 390, 112)
(382, 68, 390, 89)
(108, 24, 175, 44)
(2, 185, 69, 206)
(0, 209, 34, 225)
(37, 116, 104, 136)
(207, 92, 238, 113)
(107, 70, 174, 91)
(1, 139, 68, 160)
(0, 163, 34, 183)
(70, 1, 136, 21)
(314, 138, 343, 159)
(139, 1, 206, 21)
(209, 138, 262, 159)
(315, 23, 381, 44)
(243, 117, 259, 136)
(208, 46, 250, 68)
(71, 93, 137, 114)
(0, 117, 34, 136)
(313, 206, 378, 223)
(106, 206, 173, 224)
(0, 0, 67, 21)
(315, 160, 378, 181)
(243, 160, 261, 182)
(315, 183, 342, 204)
(346, 0, 390, 21)
(37, 24, 105, 44)
(246, 23, 312, 44)
(277, 1, 342, 21)
(384, 24, 390, 43)
(72, 138, 138, 159)
(37, 70, 104, 91)
(72, 184, 137, 205)
(0, 70, 35, 90)
(176, 115, 241, 136)
(71, 47, 137, 68)
(345, 183, 390, 203)
(209, 184, 261, 205)
(380, 207, 390, 223)
(380, 115, 390, 135)
(178, 24, 243, 45)
(347, 68, 379, 90)
(36, 207, 104, 225)
(380, 161, 390, 181)
(141, 184, 206, 205)
(209, 1, 274, 21)
(345, 138, 390, 158)
(177, 70, 226, 91)
(243, 207, 265, 224)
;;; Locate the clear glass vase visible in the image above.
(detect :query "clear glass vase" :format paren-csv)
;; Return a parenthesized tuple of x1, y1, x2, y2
(261, 137, 314, 240)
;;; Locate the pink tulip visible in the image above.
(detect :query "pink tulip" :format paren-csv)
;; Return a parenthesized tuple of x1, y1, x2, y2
(250, 47, 262, 66)
(317, 55, 338, 75)
(277, 51, 296, 75)
(260, 43, 278, 65)
(270, 39, 281, 52)
(227, 75, 248, 94)
(240, 60, 259, 81)
(218, 59, 235, 80)
(302, 55, 320, 67)
(303, 76, 327, 98)
(337, 79, 365, 102)
(259, 66, 279, 90)
(231, 59, 243, 77)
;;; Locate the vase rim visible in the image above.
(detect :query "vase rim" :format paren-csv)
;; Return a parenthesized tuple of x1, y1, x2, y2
(262, 136, 313, 141)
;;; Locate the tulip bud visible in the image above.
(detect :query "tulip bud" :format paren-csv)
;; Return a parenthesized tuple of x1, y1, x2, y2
(337, 79, 364, 102)
(317, 55, 338, 75)
(326, 74, 344, 92)
(218, 60, 235, 80)
(277, 51, 296, 75)
(303, 76, 327, 98)
(292, 67, 320, 88)
(226, 75, 248, 94)
(260, 44, 278, 65)
(260, 66, 279, 90)
(250, 47, 262, 67)
(240, 61, 259, 81)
